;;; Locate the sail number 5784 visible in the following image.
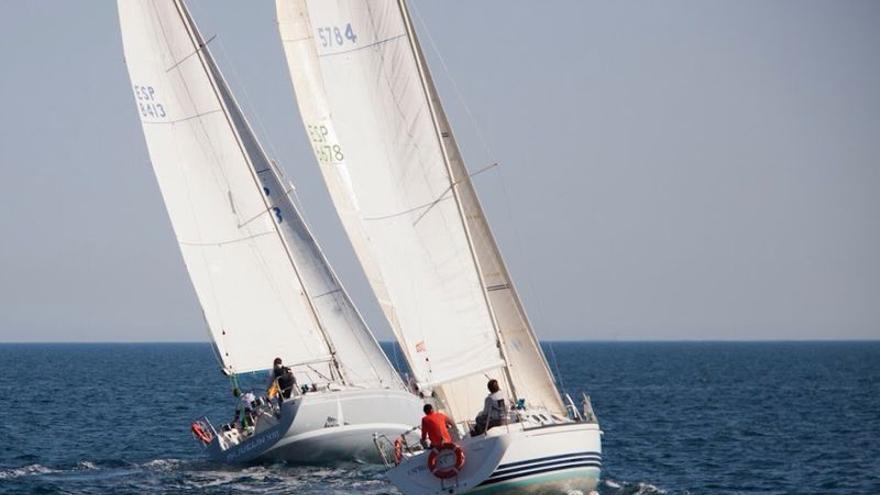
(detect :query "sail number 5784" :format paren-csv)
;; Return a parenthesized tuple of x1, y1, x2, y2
(317, 23, 357, 47)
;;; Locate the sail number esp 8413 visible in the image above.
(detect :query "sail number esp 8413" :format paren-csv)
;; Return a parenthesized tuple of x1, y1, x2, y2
(316, 23, 357, 47)
(133, 84, 166, 120)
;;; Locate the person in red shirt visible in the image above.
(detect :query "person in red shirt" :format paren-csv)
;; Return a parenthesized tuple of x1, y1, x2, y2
(420, 404, 455, 448)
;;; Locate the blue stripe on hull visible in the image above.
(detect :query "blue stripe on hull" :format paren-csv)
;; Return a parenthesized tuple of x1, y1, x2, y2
(468, 451, 602, 494)
(482, 461, 602, 486)
(466, 466, 601, 495)
(493, 451, 602, 471)
(491, 455, 601, 477)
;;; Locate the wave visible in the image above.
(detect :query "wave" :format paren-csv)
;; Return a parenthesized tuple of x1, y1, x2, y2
(602, 478, 667, 494)
(0, 464, 58, 480)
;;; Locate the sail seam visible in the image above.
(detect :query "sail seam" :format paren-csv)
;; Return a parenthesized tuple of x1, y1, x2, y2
(179, 230, 274, 247)
(142, 108, 223, 125)
(316, 33, 406, 58)
(361, 162, 497, 223)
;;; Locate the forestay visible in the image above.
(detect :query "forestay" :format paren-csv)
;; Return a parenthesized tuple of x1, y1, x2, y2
(118, 0, 401, 388)
(277, 0, 564, 418)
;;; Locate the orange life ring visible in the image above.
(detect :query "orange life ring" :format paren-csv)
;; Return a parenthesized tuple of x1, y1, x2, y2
(191, 421, 213, 444)
(393, 437, 404, 464)
(426, 443, 465, 479)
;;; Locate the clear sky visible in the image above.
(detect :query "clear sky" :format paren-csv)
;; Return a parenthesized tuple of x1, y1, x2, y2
(1, 1, 878, 342)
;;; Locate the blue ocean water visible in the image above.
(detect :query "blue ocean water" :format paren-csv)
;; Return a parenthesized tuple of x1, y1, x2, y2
(0, 342, 877, 494)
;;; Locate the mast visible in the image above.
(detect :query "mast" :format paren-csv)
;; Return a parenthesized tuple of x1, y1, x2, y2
(396, 0, 518, 399)
(173, 0, 346, 383)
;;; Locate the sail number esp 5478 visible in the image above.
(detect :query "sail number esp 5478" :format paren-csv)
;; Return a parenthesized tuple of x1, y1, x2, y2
(307, 124, 344, 164)
(316, 23, 357, 48)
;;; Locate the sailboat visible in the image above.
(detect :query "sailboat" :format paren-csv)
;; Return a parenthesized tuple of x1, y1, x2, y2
(116, 0, 422, 464)
(276, 0, 602, 492)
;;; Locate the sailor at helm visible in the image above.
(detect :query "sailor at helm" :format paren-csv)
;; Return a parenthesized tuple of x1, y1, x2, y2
(268, 357, 296, 406)
(471, 379, 508, 436)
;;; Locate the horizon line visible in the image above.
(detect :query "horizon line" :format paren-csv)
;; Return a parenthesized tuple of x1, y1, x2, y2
(1, 338, 878, 345)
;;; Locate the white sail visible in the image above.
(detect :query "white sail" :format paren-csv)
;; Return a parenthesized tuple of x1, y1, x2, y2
(403, 8, 567, 415)
(118, 0, 401, 388)
(277, 0, 507, 418)
(277, 0, 563, 418)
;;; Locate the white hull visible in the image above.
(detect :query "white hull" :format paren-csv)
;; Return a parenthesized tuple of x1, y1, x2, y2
(204, 388, 422, 464)
(386, 421, 602, 495)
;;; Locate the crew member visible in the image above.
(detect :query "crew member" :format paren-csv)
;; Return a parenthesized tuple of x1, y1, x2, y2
(472, 379, 508, 436)
(269, 357, 297, 406)
(420, 404, 454, 449)
(232, 388, 256, 430)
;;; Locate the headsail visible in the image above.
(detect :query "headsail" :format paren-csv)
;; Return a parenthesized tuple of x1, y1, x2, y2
(277, 0, 564, 417)
(118, 0, 401, 389)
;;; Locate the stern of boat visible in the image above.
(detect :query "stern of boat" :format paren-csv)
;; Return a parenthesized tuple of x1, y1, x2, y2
(383, 420, 601, 495)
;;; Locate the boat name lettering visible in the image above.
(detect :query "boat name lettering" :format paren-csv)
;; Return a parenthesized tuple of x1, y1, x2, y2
(316, 23, 357, 48)
(133, 84, 166, 120)
(224, 429, 281, 463)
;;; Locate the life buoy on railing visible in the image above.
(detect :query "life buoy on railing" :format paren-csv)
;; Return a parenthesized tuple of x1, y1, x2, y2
(191, 421, 213, 444)
(427, 443, 465, 479)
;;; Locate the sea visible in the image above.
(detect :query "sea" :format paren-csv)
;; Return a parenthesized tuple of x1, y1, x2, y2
(0, 342, 877, 495)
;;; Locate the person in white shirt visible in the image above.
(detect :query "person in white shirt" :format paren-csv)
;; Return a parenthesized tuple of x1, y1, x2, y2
(232, 388, 256, 429)
(471, 379, 508, 436)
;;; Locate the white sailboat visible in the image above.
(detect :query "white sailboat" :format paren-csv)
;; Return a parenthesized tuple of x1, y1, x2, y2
(116, 0, 422, 464)
(276, 0, 602, 492)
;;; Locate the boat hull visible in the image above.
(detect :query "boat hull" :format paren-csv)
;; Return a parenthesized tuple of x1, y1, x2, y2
(387, 422, 602, 495)
(206, 388, 422, 464)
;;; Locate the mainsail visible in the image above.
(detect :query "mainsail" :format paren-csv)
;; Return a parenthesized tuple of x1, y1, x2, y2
(118, 0, 401, 389)
(277, 0, 565, 418)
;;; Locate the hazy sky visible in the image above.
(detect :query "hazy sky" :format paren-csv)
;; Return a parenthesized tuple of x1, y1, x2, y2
(1, 1, 878, 342)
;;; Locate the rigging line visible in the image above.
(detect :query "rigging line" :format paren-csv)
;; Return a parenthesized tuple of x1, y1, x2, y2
(412, 0, 563, 382)
(210, 10, 311, 229)
(142, 108, 223, 125)
(407, 3, 568, 407)
(306, 364, 333, 384)
(408, 4, 496, 165)
(362, 162, 498, 223)
(210, 36, 285, 175)
(310, 288, 343, 299)
(400, 0, 518, 400)
(546, 341, 568, 396)
(165, 34, 217, 73)
(235, 204, 273, 229)
(411, 161, 498, 225)
(179, 230, 275, 247)
(173, 1, 344, 382)
(148, 1, 232, 362)
(316, 33, 407, 58)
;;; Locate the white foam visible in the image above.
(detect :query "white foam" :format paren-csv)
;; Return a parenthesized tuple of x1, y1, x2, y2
(142, 458, 186, 471)
(633, 481, 666, 494)
(76, 460, 98, 470)
(0, 463, 57, 479)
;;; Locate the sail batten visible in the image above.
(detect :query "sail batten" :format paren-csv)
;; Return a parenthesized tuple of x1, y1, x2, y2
(119, 0, 402, 388)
